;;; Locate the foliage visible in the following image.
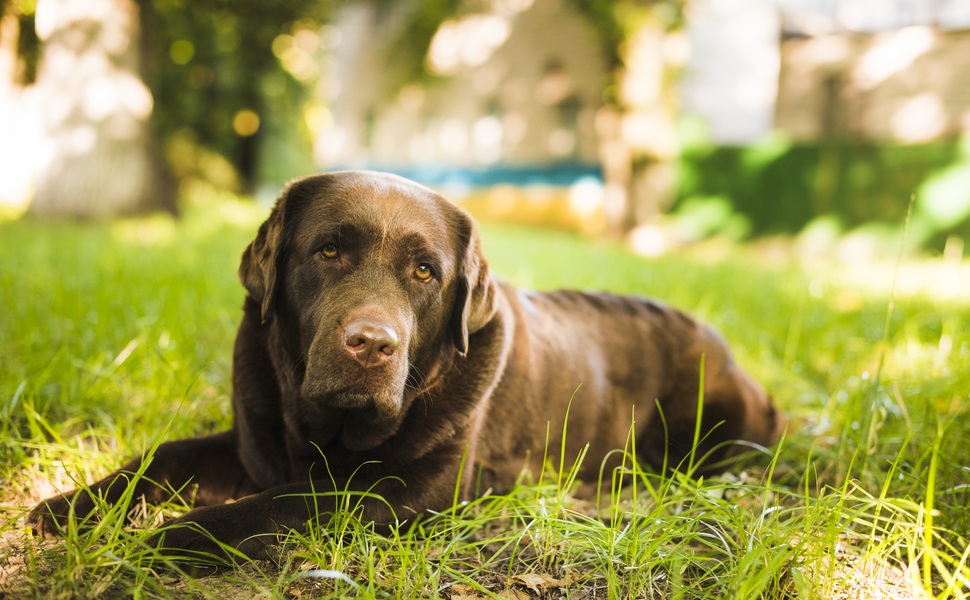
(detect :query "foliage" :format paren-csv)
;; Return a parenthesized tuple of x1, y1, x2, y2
(2, 0, 330, 194)
(377, 0, 464, 91)
(149, 0, 332, 191)
(1, 192, 969, 597)
(568, 0, 687, 69)
(676, 135, 970, 251)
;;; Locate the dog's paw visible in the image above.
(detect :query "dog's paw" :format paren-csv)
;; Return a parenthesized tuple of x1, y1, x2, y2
(25, 502, 59, 537)
(147, 503, 277, 569)
(26, 494, 79, 537)
(26, 488, 110, 538)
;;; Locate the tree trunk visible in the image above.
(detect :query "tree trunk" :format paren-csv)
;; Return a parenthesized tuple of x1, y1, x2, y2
(598, 16, 681, 236)
(0, 7, 33, 212)
(29, 0, 174, 219)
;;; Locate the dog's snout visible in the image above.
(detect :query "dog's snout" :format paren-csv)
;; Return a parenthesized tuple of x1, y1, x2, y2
(344, 320, 399, 367)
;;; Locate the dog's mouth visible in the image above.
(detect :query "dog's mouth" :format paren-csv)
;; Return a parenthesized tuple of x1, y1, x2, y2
(296, 387, 408, 452)
(315, 389, 382, 411)
(299, 380, 405, 420)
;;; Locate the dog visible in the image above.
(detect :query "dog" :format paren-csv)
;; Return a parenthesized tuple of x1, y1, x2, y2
(28, 171, 783, 563)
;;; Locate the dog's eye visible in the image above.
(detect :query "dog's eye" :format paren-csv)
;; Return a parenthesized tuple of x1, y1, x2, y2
(320, 243, 339, 259)
(413, 263, 434, 281)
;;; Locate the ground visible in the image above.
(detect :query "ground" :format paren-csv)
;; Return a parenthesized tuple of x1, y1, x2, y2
(1, 198, 967, 598)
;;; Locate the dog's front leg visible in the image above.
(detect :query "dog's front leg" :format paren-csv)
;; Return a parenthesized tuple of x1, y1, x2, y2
(147, 447, 468, 566)
(145, 479, 398, 565)
(27, 430, 257, 536)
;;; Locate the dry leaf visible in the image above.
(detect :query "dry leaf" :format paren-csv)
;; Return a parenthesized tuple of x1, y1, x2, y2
(510, 573, 563, 594)
(448, 583, 488, 600)
(498, 588, 532, 600)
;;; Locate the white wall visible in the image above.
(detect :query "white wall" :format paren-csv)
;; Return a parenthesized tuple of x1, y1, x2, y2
(681, 0, 970, 145)
(681, 0, 781, 144)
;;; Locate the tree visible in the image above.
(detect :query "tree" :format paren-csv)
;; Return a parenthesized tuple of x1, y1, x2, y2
(570, 0, 688, 235)
(29, 0, 176, 218)
(5, 0, 328, 218)
(151, 0, 328, 195)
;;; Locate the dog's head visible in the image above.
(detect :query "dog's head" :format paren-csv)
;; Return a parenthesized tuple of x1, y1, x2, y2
(239, 171, 497, 450)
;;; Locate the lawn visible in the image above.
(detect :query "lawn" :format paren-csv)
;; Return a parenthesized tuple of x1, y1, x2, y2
(1, 194, 968, 599)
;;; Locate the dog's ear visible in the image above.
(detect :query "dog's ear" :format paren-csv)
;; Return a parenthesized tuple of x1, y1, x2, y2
(238, 189, 289, 324)
(451, 211, 498, 355)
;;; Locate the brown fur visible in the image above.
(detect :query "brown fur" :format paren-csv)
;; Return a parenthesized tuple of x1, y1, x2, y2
(28, 171, 783, 564)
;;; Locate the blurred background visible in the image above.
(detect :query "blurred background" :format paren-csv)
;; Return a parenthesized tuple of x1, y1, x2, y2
(2, 0, 969, 259)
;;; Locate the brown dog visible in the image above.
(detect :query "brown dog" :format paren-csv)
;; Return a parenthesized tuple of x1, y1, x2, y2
(28, 171, 783, 563)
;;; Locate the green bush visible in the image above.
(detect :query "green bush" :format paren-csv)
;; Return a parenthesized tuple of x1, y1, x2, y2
(676, 137, 970, 251)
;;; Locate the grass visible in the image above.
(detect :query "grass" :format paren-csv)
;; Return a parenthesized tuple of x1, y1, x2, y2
(1, 194, 969, 598)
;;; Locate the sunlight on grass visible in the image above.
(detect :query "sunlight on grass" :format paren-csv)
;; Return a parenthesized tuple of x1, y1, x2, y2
(809, 259, 970, 305)
(0, 198, 967, 598)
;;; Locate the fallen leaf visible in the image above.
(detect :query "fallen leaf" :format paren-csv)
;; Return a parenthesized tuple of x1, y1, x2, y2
(510, 573, 563, 594)
(449, 583, 488, 600)
(498, 588, 531, 600)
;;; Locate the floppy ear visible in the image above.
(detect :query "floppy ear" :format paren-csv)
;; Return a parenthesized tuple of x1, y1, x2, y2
(451, 212, 498, 355)
(238, 192, 287, 324)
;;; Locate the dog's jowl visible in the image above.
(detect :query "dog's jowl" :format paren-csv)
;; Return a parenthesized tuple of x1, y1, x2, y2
(29, 171, 784, 563)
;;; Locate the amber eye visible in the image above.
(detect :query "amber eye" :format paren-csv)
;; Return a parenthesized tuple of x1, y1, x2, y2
(414, 263, 433, 281)
(320, 243, 339, 259)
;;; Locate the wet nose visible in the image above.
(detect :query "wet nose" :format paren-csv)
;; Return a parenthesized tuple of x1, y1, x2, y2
(344, 320, 399, 367)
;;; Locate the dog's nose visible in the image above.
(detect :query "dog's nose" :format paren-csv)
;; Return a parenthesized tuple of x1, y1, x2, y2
(344, 320, 399, 367)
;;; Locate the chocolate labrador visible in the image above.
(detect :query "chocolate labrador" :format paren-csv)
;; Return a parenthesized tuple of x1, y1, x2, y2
(28, 171, 783, 563)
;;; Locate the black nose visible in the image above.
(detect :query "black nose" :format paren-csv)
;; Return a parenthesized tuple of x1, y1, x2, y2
(344, 320, 399, 367)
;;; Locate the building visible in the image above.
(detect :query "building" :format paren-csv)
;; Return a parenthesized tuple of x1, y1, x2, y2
(683, 0, 970, 144)
(316, 0, 604, 177)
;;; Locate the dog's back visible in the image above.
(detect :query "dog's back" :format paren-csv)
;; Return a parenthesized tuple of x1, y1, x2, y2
(474, 284, 782, 488)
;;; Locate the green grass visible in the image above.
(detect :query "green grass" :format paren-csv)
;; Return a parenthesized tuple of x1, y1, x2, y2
(1, 196, 968, 598)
